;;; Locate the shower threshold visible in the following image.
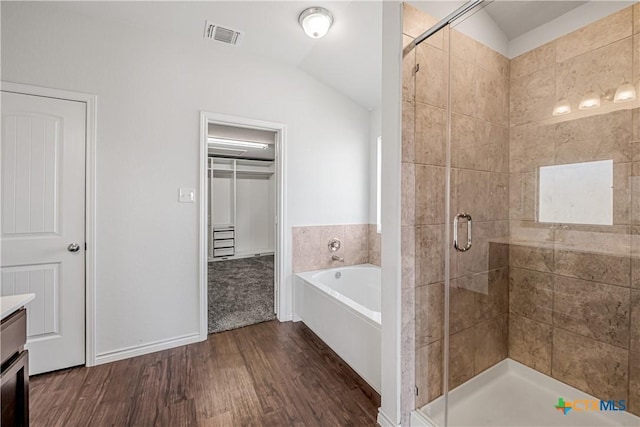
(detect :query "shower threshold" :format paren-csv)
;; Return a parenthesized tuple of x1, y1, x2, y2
(415, 359, 639, 427)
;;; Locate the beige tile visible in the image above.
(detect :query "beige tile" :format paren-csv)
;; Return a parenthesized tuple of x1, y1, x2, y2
(555, 7, 633, 63)
(449, 327, 475, 390)
(403, 3, 442, 49)
(415, 103, 446, 166)
(450, 275, 481, 334)
(554, 224, 631, 256)
(319, 225, 347, 269)
(401, 162, 415, 227)
(633, 164, 640, 225)
(509, 122, 555, 173)
(415, 165, 445, 225)
(415, 225, 445, 286)
(402, 100, 415, 163)
(415, 340, 443, 407)
(635, 3, 640, 34)
(614, 162, 632, 225)
(556, 38, 633, 122)
(474, 314, 508, 374)
(509, 173, 536, 221)
(416, 282, 444, 347)
(368, 225, 381, 267)
(474, 66, 509, 126)
(292, 226, 321, 273)
(630, 351, 640, 417)
(476, 267, 509, 323)
(630, 226, 640, 288)
(487, 173, 509, 221)
(631, 290, 640, 353)
(555, 110, 634, 165)
(509, 314, 553, 375)
(487, 124, 509, 173)
(510, 41, 555, 80)
(510, 244, 554, 273)
(554, 249, 631, 288)
(509, 267, 554, 324)
(416, 44, 448, 109)
(451, 113, 487, 171)
(510, 66, 555, 127)
(451, 29, 508, 81)
(553, 275, 631, 348)
(450, 29, 479, 64)
(488, 240, 510, 271)
(634, 35, 640, 83)
(510, 221, 556, 246)
(453, 221, 502, 278)
(477, 43, 509, 81)
(451, 168, 489, 222)
(403, 35, 415, 102)
(552, 328, 629, 402)
(401, 225, 416, 298)
(345, 224, 369, 266)
(634, 108, 640, 143)
(451, 56, 475, 118)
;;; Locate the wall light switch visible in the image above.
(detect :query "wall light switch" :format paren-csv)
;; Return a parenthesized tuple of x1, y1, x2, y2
(179, 188, 195, 203)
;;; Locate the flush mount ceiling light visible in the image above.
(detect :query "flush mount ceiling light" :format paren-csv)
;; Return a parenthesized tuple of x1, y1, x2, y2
(552, 98, 571, 116)
(578, 90, 601, 110)
(299, 7, 334, 39)
(614, 81, 637, 103)
(207, 137, 268, 150)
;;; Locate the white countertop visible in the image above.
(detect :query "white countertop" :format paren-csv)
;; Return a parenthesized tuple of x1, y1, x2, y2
(0, 294, 35, 320)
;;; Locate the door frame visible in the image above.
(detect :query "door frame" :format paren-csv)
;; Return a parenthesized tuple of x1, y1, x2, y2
(1, 81, 98, 367)
(199, 111, 287, 339)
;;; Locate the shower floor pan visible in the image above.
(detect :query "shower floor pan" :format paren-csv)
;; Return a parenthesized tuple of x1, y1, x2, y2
(417, 359, 639, 427)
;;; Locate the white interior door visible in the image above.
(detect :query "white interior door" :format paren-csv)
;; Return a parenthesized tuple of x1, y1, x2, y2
(1, 91, 86, 375)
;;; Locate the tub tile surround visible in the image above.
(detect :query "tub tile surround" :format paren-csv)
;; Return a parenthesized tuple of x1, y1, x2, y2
(291, 224, 380, 273)
(405, 1, 640, 419)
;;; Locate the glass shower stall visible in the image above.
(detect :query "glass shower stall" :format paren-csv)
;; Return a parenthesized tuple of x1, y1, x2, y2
(402, 0, 640, 425)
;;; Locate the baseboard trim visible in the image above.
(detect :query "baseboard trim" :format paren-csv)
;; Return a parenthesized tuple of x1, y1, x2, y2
(410, 409, 434, 427)
(278, 313, 293, 322)
(94, 333, 201, 365)
(377, 408, 398, 427)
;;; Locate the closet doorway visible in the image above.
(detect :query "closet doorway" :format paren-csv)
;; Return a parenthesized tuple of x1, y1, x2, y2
(199, 113, 285, 336)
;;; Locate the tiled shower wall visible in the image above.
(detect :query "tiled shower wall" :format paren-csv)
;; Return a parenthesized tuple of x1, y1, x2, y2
(406, 1, 640, 419)
(508, 5, 640, 416)
(291, 224, 380, 273)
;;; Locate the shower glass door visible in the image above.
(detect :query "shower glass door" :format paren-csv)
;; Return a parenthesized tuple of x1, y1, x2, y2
(412, 0, 639, 425)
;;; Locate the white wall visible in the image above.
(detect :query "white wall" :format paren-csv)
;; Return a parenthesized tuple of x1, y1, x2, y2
(1, 2, 370, 358)
(379, 2, 403, 426)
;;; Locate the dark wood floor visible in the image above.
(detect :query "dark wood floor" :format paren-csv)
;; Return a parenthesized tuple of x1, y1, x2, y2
(29, 321, 380, 426)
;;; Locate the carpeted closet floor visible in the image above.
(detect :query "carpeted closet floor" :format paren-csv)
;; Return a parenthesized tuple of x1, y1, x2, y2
(208, 255, 275, 334)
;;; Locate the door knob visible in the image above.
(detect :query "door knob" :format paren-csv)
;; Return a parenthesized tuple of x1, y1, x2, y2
(67, 243, 81, 252)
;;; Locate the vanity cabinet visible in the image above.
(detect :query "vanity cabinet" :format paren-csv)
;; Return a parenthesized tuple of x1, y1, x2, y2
(1, 308, 29, 427)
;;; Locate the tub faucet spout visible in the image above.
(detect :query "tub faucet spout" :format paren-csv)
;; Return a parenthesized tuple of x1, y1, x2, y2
(331, 255, 344, 262)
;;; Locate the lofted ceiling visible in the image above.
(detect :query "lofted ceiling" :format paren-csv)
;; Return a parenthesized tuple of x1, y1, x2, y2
(482, 1, 588, 40)
(51, 1, 382, 110)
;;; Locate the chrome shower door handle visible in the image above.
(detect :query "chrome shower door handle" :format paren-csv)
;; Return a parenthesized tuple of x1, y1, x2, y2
(453, 213, 472, 252)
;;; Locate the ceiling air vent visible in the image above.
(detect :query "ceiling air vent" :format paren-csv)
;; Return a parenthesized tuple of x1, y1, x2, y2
(204, 21, 241, 45)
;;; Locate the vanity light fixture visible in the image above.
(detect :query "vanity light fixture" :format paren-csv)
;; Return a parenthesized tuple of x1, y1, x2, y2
(207, 137, 269, 150)
(298, 7, 334, 39)
(614, 80, 637, 103)
(552, 98, 571, 116)
(578, 89, 601, 110)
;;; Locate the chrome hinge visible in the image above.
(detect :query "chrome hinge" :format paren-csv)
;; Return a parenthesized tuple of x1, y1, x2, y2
(415, 386, 419, 396)
(85, 242, 87, 250)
